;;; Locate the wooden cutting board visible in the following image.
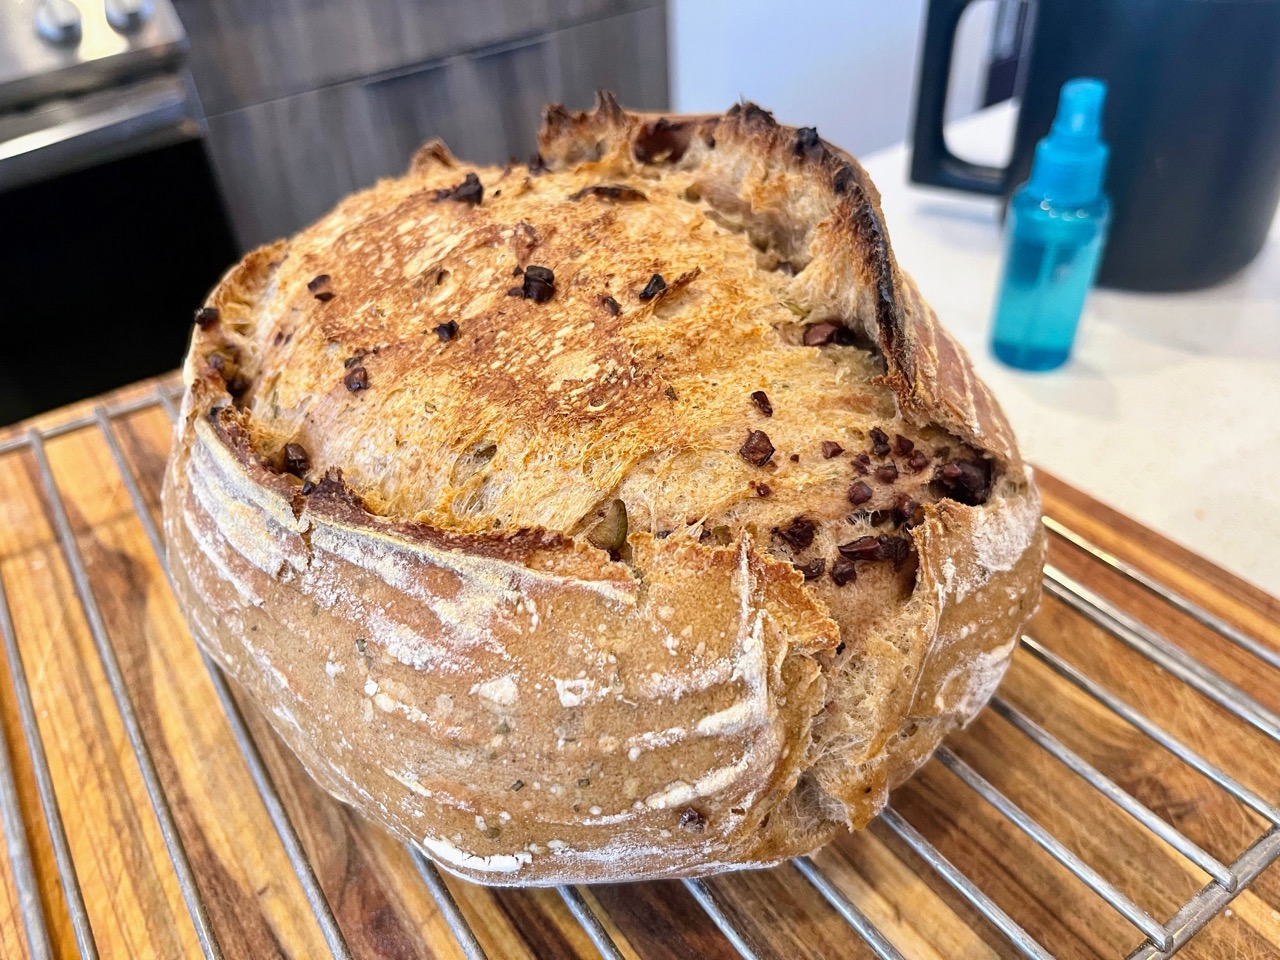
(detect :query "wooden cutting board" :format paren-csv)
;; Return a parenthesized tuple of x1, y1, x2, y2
(0, 375, 1276, 959)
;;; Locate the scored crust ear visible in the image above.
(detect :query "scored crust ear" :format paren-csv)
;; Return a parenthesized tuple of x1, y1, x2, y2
(537, 91, 1021, 472)
(408, 139, 460, 175)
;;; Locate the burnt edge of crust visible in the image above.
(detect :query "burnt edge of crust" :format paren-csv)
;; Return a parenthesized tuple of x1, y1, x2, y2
(536, 92, 981, 475)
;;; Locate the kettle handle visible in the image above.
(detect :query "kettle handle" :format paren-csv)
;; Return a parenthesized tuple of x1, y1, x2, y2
(910, 0, 1011, 194)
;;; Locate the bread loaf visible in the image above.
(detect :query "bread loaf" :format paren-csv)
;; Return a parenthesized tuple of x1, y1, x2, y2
(162, 94, 1045, 885)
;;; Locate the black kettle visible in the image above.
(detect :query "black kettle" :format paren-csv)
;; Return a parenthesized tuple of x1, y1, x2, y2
(911, 0, 1280, 292)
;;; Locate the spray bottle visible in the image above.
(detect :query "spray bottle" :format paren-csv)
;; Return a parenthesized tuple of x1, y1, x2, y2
(990, 78, 1111, 371)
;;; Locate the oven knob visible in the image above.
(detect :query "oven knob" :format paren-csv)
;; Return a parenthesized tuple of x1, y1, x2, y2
(34, 0, 82, 45)
(105, 0, 153, 32)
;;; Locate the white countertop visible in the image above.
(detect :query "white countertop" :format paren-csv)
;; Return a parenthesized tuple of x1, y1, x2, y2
(860, 103, 1280, 598)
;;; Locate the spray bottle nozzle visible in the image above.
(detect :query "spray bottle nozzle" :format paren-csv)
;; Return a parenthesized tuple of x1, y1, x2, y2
(1028, 77, 1110, 206)
(1053, 78, 1106, 140)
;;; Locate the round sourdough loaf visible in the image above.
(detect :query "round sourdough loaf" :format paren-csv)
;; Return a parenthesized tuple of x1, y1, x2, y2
(163, 94, 1045, 885)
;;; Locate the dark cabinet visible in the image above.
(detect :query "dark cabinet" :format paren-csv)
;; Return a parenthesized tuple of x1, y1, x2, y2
(182, 2, 668, 249)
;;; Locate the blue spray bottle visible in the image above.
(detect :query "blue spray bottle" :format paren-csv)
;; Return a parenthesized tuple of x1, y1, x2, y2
(990, 78, 1111, 371)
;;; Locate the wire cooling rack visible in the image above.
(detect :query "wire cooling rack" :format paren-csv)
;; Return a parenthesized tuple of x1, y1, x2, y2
(0, 383, 1276, 959)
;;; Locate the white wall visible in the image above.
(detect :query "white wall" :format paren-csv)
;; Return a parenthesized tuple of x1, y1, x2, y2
(669, 0, 996, 159)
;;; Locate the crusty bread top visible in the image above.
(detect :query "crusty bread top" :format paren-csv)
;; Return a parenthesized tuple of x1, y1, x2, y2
(194, 94, 1022, 560)
(173, 96, 1046, 882)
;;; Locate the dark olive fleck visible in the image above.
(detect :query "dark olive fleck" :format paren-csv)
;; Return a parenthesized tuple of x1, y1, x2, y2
(282, 442, 310, 477)
(777, 516, 816, 550)
(847, 481, 873, 505)
(577, 777, 591, 787)
(356, 637, 367, 654)
(739, 429, 775, 466)
(802, 320, 853, 346)
(750, 390, 773, 416)
(434, 320, 459, 342)
(664, 385, 678, 400)
(433, 171, 483, 205)
(935, 458, 993, 505)
(870, 427, 891, 457)
(194, 306, 219, 328)
(838, 536, 882, 562)
(678, 807, 706, 833)
(510, 779, 525, 791)
(301, 480, 316, 495)
(839, 534, 911, 568)
(603, 295, 621, 317)
(830, 556, 858, 586)
(797, 558, 826, 581)
(639, 273, 667, 300)
(512, 265, 524, 276)
(521, 264, 556, 303)
(894, 494, 922, 527)
(344, 366, 369, 392)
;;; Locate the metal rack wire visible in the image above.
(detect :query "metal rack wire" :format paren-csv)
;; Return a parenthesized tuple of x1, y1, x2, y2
(0, 384, 1275, 959)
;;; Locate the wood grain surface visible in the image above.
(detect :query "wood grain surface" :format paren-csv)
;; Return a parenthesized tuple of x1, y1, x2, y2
(0, 377, 1276, 959)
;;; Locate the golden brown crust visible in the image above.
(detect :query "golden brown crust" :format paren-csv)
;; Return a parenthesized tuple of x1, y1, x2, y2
(539, 98, 1022, 466)
(163, 94, 1045, 884)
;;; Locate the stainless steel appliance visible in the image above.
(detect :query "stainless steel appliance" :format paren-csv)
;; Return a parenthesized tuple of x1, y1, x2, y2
(1, 0, 196, 189)
(0, 0, 237, 424)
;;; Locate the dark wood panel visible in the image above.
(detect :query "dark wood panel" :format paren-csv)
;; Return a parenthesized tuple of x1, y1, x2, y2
(204, 5, 668, 249)
(174, 0, 662, 116)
